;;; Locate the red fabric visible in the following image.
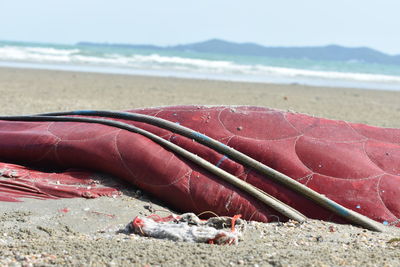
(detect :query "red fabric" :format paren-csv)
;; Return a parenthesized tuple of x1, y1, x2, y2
(0, 106, 399, 226)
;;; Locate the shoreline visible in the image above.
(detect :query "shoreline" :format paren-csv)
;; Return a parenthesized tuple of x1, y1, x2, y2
(2, 46, 400, 92)
(2, 61, 400, 92)
(1, 66, 400, 266)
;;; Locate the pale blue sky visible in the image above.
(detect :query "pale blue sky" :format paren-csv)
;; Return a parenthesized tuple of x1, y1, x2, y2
(1, 0, 399, 54)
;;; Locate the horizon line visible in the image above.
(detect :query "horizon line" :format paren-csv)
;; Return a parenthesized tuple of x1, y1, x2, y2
(1, 38, 399, 56)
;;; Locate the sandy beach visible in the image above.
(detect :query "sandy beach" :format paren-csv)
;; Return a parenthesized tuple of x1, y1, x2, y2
(1, 67, 400, 266)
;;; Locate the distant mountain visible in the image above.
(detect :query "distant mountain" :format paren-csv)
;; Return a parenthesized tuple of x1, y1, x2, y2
(78, 39, 400, 65)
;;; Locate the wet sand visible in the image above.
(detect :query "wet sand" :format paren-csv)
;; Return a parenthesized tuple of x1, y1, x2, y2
(0, 67, 400, 266)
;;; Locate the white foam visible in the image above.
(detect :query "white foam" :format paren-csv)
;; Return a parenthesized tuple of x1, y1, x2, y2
(252, 65, 400, 83)
(25, 47, 79, 56)
(0, 46, 74, 62)
(112, 53, 400, 84)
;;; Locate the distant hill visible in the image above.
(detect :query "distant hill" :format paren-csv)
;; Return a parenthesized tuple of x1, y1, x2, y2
(77, 39, 400, 65)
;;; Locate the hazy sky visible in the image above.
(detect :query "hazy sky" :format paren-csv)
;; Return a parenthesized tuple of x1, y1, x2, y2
(1, 0, 399, 54)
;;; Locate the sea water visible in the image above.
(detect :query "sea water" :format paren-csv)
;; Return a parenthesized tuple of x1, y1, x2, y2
(1, 40, 400, 91)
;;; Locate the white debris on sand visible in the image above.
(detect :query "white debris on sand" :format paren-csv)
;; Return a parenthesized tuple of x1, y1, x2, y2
(129, 213, 244, 245)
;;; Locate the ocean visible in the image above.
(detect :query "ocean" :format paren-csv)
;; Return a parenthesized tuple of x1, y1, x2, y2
(1, 40, 400, 91)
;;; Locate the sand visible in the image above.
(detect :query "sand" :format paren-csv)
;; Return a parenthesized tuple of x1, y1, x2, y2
(0, 67, 400, 266)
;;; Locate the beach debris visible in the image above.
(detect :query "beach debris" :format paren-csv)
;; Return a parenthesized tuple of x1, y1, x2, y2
(89, 210, 116, 218)
(58, 208, 70, 213)
(0, 168, 19, 178)
(128, 213, 244, 245)
(1, 106, 400, 229)
(143, 204, 155, 213)
(387, 237, 400, 246)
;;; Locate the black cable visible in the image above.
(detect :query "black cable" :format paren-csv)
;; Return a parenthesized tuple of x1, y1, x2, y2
(0, 114, 306, 222)
(32, 109, 387, 232)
